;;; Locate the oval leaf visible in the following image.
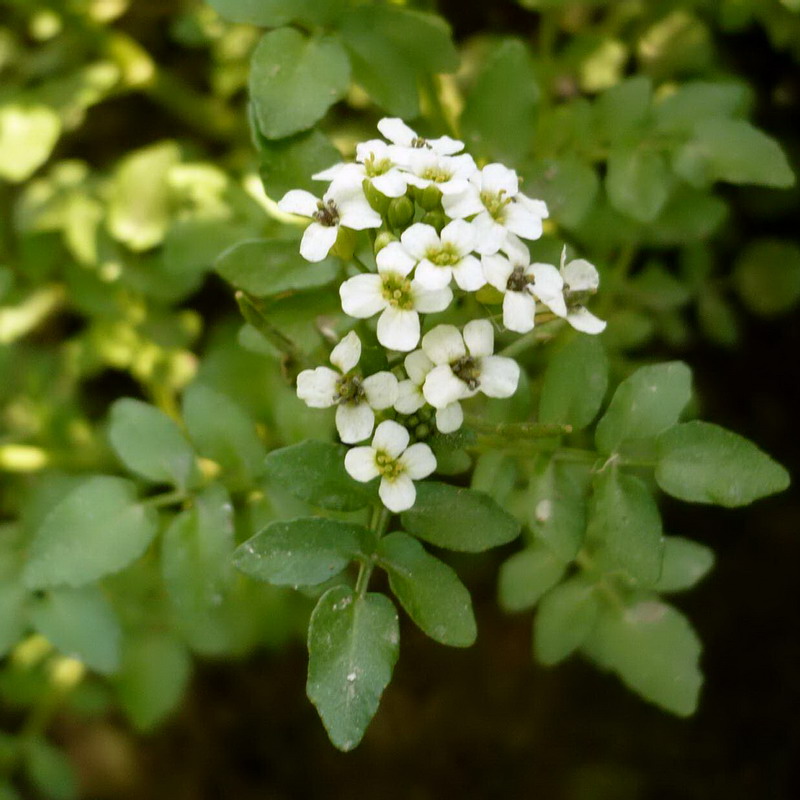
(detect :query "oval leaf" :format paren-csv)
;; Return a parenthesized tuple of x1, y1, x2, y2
(655, 421, 789, 507)
(654, 536, 715, 593)
(498, 545, 566, 613)
(307, 586, 399, 751)
(377, 532, 476, 647)
(23, 477, 158, 589)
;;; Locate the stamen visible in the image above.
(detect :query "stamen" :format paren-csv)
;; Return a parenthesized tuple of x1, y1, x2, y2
(313, 198, 339, 227)
(451, 355, 481, 391)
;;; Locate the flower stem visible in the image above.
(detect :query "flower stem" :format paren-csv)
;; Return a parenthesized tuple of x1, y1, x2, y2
(465, 416, 572, 439)
(355, 505, 391, 599)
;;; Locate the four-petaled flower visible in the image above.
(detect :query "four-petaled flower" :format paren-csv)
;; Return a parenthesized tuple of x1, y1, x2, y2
(278, 179, 381, 262)
(339, 242, 452, 352)
(482, 244, 567, 334)
(345, 420, 437, 512)
(421, 320, 520, 409)
(394, 349, 464, 434)
(296, 331, 398, 444)
(399, 220, 485, 291)
(443, 163, 549, 255)
(314, 139, 409, 199)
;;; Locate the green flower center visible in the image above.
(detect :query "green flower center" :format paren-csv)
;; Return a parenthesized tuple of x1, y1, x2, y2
(451, 355, 481, 390)
(375, 450, 404, 480)
(506, 266, 532, 292)
(480, 189, 512, 221)
(313, 199, 339, 227)
(427, 243, 461, 267)
(420, 165, 452, 184)
(335, 375, 365, 405)
(363, 154, 391, 177)
(381, 272, 414, 311)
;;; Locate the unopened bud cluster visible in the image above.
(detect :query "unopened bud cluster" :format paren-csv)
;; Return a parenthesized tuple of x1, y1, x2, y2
(280, 118, 605, 512)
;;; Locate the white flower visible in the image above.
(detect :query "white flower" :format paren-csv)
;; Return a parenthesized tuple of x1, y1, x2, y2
(442, 163, 549, 255)
(377, 117, 464, 168)
(559, 248, 606, 334)
(313, 139, 409, 198)
(402, 150, 478, 197)
(421, 320, 520, 408)
(295, 331, 398, 444)
(394, 349, 464, 434)
(482, 245, 567, 334)
(339, 242, 453, 352)
(399, 220, 485, 291)
(277, 177, 381, 262)
(345, 420, 436, 512)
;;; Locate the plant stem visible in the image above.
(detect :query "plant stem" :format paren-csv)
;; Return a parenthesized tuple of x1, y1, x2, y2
(355, 505, 390, 599)
(143, 489, 187, 509)
(466, 416, 572, 439)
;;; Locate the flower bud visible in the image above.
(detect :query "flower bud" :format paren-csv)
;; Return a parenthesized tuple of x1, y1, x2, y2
(374, 231, 397, 254)
(363, 179, 390, 214)
(415, 423, 431, 440)
(421, 210, 446, 232)
(388, 195, 415, 229)
(331, 226, 356, 261)
(418, 185, 442, 211)
(417, 406, 433, 423)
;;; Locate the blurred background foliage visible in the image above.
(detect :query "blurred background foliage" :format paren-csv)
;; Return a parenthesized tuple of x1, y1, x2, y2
(0, 0, 798, 797)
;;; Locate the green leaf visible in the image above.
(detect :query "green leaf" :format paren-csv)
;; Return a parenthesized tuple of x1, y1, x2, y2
(23, 739, 77, 800)
(208, 0, 346, 27)
(400, 482, 521, 552)
(534, 576, 600, 665)
(182, 383, 266, 487)
(470, 451, 517, 506)
(23, 477, 158, 589)
(653, 81, 749, 134)
(29, 587, 122, 675)
(522, 155, 599, 229)
(161, 485, 236, 653)
(539, 335, 609, 430)
(498, 545, 566, 612)
(654, 537, 715, 592)
(595, 76, 652, 142)
(582, 598, 702, 716)
(254, 125, 341, 199)
(733, 239, 800, 317)
(264, 440, 376, 511)
(0, 548, 27, 657)
(108, 399, 198, 490)
(655, 421, 790, 507)
(675, 119, 794, 189)
(377, 532, 476, 647)
(595, 361, 692, 454)
(606, 145, 671, 222)
(115, 633, 191, 731)
(106, 141, 180, 251)
(307, 586, 399, 751)
(0, 105, 61, 183)
(339, 5, 458, 117)
(587, 468, 664, 584)
(234, 518, 366, 587)
(249, 28, 350, 139)
(216, 239, 339, 298)
(461, 38, 538, 163)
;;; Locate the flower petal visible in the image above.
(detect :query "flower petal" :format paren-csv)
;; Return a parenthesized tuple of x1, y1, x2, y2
(528, 263, 567, 317)
(503, 201, 544, 241)
(336, 402, 375, 444)
(423, 364, 467, 408)
(567, 306, 607, 334)
(414, 259, 452, 291)
(329, 330, 361, 373)
(404, 349, 434, 385)
(296, 366, 339, 408)
(400, 223, 441, 260)
(362, 371, 399, 409)
(562, 258, 600, 292)
(277, 189, 318, 218)
(394, 379, 426, 414)
(312, 162, 349, 182)
(379, 474, 417, 513)
(502, 291, 536, 333)
(340, 274, 386, 318)
(300, 223, 338, 262)
(442, 185, 483, 219)
(377, 117, 417, 146)
(400, 442, 437, 480)
(345, 446, 380, 482)
(435, 402, 463, 434)
(463, 318, 495, 358)
(480, 163, 518, 196)
(441, 219, 476, 255)
(452, 255, 485, 291)
(421, 324, 465, 365)
(471, 212, 508, 256)
(377, 306, 420, 352)
(370, 170, 407, 198)
(372, 419, 410, 457)
(411, 282, 453, 313)
(482, 253, 515, 292)
(377, 241, 417, 277)
(429, 135, 464, 156)
(478, 355, 520, 398)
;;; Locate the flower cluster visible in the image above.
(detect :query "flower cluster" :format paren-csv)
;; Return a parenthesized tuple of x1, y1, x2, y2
(280, 118, 606, 512)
